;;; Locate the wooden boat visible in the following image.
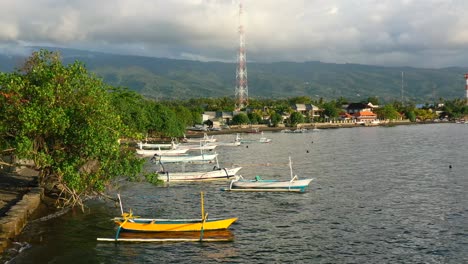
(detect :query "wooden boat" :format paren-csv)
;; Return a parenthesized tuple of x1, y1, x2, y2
(112, 192, 237, 233)
(215, 133, 241, 147)
(153, 156, 241, 182)
(137, 141, 179, 150)
(242, 137, 272, 144)
(157, 167, 242, 182)
(136, 148, 189, 157)
(151, 152, 218, 163)
(183, 133, 217, 143)
(216, 141, 241, 147)
(259, 137, 272, 143)
(222, 157, 313, 192)
(177, 143, 218, 151)
(113, 215, 237, 232)
(241, 132, 272, 144)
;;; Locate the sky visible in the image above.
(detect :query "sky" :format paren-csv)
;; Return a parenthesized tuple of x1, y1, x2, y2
(1, 0, 468, 68)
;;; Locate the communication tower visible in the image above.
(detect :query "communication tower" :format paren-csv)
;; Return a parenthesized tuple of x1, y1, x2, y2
(465, 73, 468, 105)
(235, 3, 248, 110)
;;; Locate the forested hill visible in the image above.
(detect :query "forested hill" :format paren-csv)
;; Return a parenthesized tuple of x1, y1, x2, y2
(1, 47, 467, 103)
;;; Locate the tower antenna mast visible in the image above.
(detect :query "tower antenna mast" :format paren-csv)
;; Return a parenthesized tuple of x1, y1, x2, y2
(235, 2, 248, 110)
(464, 73, 468, 105)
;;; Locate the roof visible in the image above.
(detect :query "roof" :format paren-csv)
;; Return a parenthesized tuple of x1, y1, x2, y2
(292, 103, 320, 111)
(347, 103, 370, 110)
(354, 111, 377, 117)
(339, 112, 353, 118)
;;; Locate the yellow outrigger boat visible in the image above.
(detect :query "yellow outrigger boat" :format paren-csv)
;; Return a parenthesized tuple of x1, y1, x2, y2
(112, 192, 237, 235)
(113, 214, 237, 232)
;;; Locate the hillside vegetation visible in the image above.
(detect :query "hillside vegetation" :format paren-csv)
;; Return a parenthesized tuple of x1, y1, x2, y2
(1, 47, 467, 103)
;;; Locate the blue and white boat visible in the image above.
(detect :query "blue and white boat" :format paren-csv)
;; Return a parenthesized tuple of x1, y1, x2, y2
(222, 157, 313, 192)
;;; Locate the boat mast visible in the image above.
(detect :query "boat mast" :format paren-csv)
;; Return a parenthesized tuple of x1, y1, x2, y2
(289, 156, 293, 180)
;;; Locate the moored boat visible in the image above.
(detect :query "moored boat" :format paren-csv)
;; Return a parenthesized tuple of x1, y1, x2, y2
(183, 133, 217, 143)
(151, 152, 219, 163)
(157, 167, 242, 182)
(222, 157, 313, 192)
(136, 148, 189, 157)
(112, 192, 237, 233)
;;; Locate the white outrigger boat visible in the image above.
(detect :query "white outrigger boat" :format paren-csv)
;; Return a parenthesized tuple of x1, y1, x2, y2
(178, 143, 218, 151)
(240, 132, 272, 144)
(154, 157, 242, 182)
(136, 148, 189, 157)
(137, 141, 179, 150)
(151, 152, 219, 164)
(222, 157, 313, 192)
(215, 134, 241, 147)
(183, 133, 217, 143)
(157, 167, 242, 182)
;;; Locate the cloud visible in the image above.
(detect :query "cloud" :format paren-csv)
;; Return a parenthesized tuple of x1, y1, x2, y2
(0, 0, 468, 67)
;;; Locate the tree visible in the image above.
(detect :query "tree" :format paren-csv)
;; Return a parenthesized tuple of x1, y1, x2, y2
(367, 96, 380, 105)
(247, 112, 262, 124)
(0, 50, 144, 209)
(146, 103, 185, 137)
(321, 101, 340, 120)
(109, 87, 148, 134)
(232, 113, 250, 125)
(375, 104, 400, 120)
(270, 112, 283, 127)
(289, 112, 305, 126)
(406, 111, 416, 122)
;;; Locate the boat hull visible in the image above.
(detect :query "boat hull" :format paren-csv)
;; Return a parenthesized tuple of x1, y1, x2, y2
(227, 178, 313, 192)
(114, 217, 238, 232)
(159, 167, 242, 182)
(178, 144, 217, 151)
(136, 148, 188, 157)
(154, 153, 219, 163)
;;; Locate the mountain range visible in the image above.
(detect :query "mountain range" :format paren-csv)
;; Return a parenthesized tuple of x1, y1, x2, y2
(1, 47, 467, 103)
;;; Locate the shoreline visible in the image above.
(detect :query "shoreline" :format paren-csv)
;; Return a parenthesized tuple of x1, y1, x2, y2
(184, 120, 424, 137)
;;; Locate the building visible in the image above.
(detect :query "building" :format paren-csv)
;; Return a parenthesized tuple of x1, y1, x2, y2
(291, 104, 322, 119)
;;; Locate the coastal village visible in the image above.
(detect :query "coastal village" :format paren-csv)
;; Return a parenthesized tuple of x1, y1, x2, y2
(1, 1, 468, 262)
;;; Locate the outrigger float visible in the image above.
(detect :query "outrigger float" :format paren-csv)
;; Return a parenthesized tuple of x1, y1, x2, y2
(97, 192, 237, 243)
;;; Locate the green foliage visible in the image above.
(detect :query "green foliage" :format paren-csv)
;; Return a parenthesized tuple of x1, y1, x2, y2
(109, 87, 148, 136)
(3, 49, 467, 103)
(145, 103, 185, 137)
(232, 113, 250, 125)
(441, 99, 468, 119)
(374, 104, 400, 120)
(247, 112, 263, 124)
(321, 101, 340, 119)
(289, 96, 312, 104)
(406, 111, 417, 122)
(367, 96, 380, 105)
(145, 172, 163, 185)
(289, 112, 305, 126)
(0, 49, 144, 198)
(414, 108, 437, 121)
(270, 112, 283, 127)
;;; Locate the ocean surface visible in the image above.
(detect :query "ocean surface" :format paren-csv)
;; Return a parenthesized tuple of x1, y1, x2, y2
(5, 123, 468, 263)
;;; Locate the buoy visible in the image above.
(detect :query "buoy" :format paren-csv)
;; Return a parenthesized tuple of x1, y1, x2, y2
(246, 145, 249, 148)
(306, 150, 309, 153)
(449, 165, 452, 169)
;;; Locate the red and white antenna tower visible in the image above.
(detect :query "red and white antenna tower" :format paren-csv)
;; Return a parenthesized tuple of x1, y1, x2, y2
(465, 73, 468, 105)
(235, 2, 248, 110)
